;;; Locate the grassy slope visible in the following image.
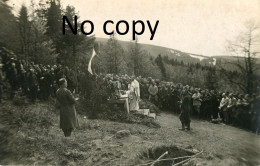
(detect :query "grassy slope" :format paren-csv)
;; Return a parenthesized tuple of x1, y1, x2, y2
(1, 101, 259, 165)
(0, 101, 165, 165)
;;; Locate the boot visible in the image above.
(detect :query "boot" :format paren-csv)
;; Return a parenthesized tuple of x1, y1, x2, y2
(186, 122, 190, 130)
(179, 123, 185, 131)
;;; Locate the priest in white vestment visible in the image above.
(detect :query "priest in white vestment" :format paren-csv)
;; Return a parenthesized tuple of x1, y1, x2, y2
(128, 77, 140, 111)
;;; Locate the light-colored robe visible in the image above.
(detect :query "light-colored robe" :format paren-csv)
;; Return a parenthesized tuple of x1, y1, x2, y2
(129, 79, 140, 111)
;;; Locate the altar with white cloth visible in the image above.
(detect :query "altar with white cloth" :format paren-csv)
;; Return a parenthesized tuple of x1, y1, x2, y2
(107, 78, 140, 114)
(119, 90, 130, 114)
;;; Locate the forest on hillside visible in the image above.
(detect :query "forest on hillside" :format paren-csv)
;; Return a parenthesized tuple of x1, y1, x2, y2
(0, 0, 259, 95)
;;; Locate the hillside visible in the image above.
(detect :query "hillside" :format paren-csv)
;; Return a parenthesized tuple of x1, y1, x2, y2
(96, 37, 260, 67)
(1, 101, 259, 165)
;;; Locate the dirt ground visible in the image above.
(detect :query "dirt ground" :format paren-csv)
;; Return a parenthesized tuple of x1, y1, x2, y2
(0, 101, 259, 166)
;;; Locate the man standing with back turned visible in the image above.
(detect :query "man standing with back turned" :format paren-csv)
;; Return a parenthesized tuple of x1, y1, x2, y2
(179, 90, 192, 130)
(56, 78, 79, 137)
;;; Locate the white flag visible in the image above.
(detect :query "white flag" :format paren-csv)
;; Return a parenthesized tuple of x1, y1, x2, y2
(88, 49, 96, 75)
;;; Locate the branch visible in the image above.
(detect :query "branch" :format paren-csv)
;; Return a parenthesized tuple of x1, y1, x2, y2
(222, 75, 247, 92)
(252, 66, 260, 72)
(151, 151, 168, 166)
(138, 150, 203, 166)
(217, 64, 247, 92)
(252, 52, 260, 55)
(172, 150, 204, 166)
(230, 43, 249, 52)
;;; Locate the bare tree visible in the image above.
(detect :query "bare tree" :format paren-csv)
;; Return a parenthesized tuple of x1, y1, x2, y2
(221, 21, 260, 95)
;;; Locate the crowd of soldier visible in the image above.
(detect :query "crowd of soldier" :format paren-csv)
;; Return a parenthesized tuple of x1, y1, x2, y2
(0, 49, 259, 131)
(99, 74, 260, 131)
(0, 49, 81, 103)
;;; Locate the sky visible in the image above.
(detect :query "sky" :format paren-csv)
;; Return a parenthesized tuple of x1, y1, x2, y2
(7, 0, 260, 56)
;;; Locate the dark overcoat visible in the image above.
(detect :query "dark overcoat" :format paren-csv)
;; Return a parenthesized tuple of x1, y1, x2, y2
(56, 88, 79, 131)
(179, 95, 192, 124)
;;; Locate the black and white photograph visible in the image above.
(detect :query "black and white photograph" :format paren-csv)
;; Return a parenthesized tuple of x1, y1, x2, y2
(0, 0, 260, 165)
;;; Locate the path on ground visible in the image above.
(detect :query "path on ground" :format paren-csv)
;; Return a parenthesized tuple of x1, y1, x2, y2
(155, 112, 260, 165)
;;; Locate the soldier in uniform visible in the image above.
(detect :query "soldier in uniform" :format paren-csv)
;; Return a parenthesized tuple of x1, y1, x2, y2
(209, 90, 220, 120)
(27, 68, 38, 102)
(219, 93, 230, 124)
(38, 68, 45, 100)
(170, 86, 180, 114)
(227, 93, 237, 124)
(42, 68, 52, 100)
(163, 84, 171, 110)
(49, 67, 56, 97)
(8, 62, 18, 99)
(20, 61, 27, 96)
(192, 88, 202, 117)
(56, 78, 79, 137)
(142, 78, 149, 100)
(200, 90, 212, 119)
(157, 84, 164, 108)
(233, 94, 243, 126)
(148, 81, 158, 104)
(179, 90, 192, 130)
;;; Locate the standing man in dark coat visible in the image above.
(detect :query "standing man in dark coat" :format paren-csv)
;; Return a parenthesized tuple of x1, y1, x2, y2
(148, 81, 158, 104)
(8, 62, 18, 99)
(28, 68, 38, 102)
(20, 63, 27, 96)
(42, 69, 52, 100)
(56, 78, 79, 137)
(171, 88, 180, 114)
(179, 90, 192, 130)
